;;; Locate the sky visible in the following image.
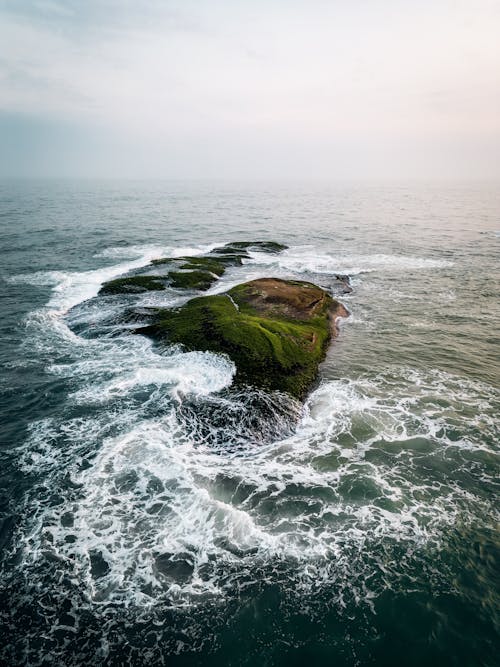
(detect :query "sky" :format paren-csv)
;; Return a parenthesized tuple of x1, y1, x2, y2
(0, 0, 499, 180)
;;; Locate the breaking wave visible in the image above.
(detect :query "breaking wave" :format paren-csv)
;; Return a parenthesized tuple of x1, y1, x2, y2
(2, 242, 497, 664)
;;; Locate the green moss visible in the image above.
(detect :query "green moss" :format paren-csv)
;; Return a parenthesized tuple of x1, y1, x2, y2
(150, 241, 286, 270)
(100, 268, 220, 295)
(99, 275, 167, 295)
(152, 249, 248, 265)
(152, 256, 227, 276)
(210, 247, 250, 260)
(167, 270, 218, 290)
(150, 257, 172, 266)
(176, 257, 226, 276)
(142, 279, 335, 398)
(207, 253, 246, 266)
(99, 243, 288, 299)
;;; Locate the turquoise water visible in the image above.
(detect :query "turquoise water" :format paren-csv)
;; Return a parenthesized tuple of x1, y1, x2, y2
(0, 181, 498, 665)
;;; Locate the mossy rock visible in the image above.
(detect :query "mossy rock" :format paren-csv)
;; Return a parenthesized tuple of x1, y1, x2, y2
(149, 240, 287, 271)
(150, 257, 173, 266)
(140, 278, 348, 399)
(228, 241, 288, 253)
(100, 242, 289, 296)
(168, 270, 218, 290)
(176, 257, 226, 276)
(151, 256, 227, 276)
(152, 252, 245, 268)
(210, 246, 251, 259)
(99, 269, 217, 294)
(151, 248, 249, 265)
(99, 275, 168, 295)
(206, 252, 246, 266)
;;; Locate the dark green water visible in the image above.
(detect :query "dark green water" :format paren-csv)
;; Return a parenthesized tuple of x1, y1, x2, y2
(0, 181, 498, 666)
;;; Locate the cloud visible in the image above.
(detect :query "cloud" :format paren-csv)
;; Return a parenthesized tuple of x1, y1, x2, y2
(0, 0, 499, 179)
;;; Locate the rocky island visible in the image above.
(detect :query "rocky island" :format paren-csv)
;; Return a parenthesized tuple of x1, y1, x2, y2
(140, 277, 348, 399)
(99, 241, 288, 295)
(99, 242, 349, 399)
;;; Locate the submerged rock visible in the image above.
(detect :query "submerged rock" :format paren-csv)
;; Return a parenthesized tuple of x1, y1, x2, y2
(334, 274, 353, 294)
(228, 241, 288, 253)
(139, 277, 348, 399)
(205, 252, 246, 266)
(211, 240, 288, 255)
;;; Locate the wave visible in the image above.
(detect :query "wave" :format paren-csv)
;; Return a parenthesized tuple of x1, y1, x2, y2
(94, 242, 219, 260)
(7, 244, 452, 326)
(13, 364, 498, 612)
(246, 247, 454, 276)
(7, 243, 220, 315)
(2, 241, 497, 662)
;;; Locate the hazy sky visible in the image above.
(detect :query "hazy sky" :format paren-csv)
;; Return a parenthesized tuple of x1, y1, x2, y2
(1, 0, 499, 180)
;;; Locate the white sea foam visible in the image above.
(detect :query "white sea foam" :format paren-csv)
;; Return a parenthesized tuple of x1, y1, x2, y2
(10, 243, 223, 317)
(66, 347, 235, 404)
(11, 247, 164, 315)
(247, 247, 453, 276)
(8, 243, 498, 628)
(94, 243, 218, 260)
(17, 362, 499, 610)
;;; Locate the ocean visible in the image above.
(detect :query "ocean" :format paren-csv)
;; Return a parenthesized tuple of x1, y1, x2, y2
(0, 180, 498, 666)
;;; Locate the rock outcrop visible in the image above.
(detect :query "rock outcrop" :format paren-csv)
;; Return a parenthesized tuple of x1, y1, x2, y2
(99, 241, 289, 295)
(96, 241, 350, 399)
(139, 278, 348, 399)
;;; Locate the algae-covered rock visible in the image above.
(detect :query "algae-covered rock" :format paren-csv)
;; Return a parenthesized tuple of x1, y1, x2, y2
(206, 252, 246, 266)
(100, 269, 219, 294)
(99, 275, 168, 295)
(208, 240, 287, 259)
(228, 241, 288, 253)
(149, 240, 288, 279)
(176, 257, 226, 276)
(152, 256, 227, 276)
(210, 247, 250, 260)
(168, 270, 218, 290)
(140, 278, 348, 399)
(99, 241, 289, 295)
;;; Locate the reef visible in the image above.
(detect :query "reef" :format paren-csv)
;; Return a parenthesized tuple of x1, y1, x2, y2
(99, 275, 168, 295)
(139, 277, 348, 399)
(99, 241, 288, 295)
(97, 241, 349, 398)
(167, 270, 219, 291)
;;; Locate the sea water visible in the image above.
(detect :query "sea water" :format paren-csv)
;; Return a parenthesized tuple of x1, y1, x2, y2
(0, 181, 498, 665)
